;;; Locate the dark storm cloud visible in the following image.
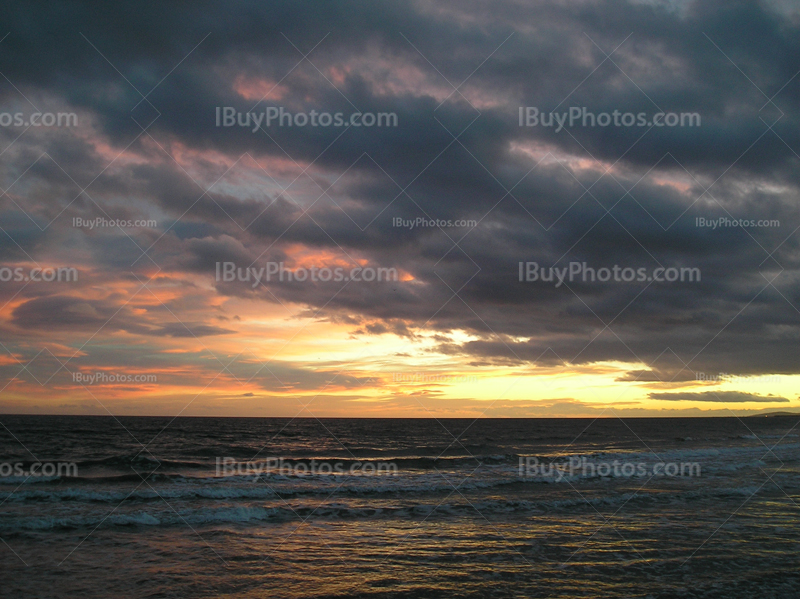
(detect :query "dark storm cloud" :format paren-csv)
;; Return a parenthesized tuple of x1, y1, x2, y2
(9, 295, 236, 337)
(1, 0, 799, 382)
(0, 341, 377, 393)
(648, 391, 789, 403)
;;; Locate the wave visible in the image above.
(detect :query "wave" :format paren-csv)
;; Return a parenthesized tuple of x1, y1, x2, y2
(5, 459, 797, 506)
(0, 484, 779, 532)
(74, 454, 207, 470)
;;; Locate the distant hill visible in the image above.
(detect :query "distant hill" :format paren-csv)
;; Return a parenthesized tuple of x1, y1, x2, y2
(747, 411, 800, 418)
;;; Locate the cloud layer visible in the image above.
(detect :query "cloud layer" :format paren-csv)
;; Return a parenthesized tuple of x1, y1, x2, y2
(0, 0, 799, 415)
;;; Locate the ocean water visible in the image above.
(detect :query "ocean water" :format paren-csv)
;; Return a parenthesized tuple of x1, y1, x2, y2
(1, 415, 799, 598)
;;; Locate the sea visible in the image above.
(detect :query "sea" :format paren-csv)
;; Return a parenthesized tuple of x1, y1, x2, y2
(1, 415, 799, 598)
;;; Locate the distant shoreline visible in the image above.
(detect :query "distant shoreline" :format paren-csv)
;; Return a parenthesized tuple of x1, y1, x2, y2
(2, 413, 800, 419)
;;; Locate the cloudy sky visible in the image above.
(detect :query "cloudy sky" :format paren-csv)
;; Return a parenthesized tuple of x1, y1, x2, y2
(0, 0, 799, 417)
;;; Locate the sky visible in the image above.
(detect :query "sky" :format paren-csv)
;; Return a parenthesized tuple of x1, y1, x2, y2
(0, 0, 799, 417)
